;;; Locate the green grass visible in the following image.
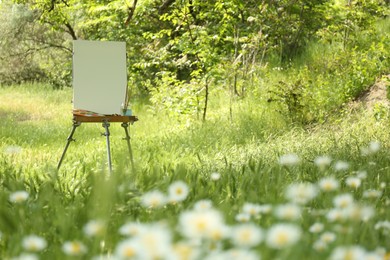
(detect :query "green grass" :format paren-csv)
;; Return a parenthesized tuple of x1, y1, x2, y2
(1, 84, 390, 259)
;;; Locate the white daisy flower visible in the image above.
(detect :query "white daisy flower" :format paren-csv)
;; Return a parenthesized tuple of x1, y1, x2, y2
(4, 145, 22, 155)
(114, 238, 141, 259)
(329, 245, 366, 260)
(12, 253, 38, 260)
(326, 208, 345, 222)
(334, 161, 349, 171)
(359, 184, 376, 195)
(314, 155, 332, 170)
(210, 172, 221, 181)
(231, 223, 263, 248)
(193, 200, 213, 211)
(62, 241, 87, 256)
(235, 212, 251, 223)
(119, 222, 146, 237)
(266, 223, 301, 249)
(242, 203, 261, 217)
(333, 193, 354, 208)
(179, 208, 227, 240)
(274, 204, 301, 221)
(318, 176, 340, 192)
(140, 190, 167, 209)
(168, 181, 189, 203)
(22, 235, 47, 252)
(319, 232, 336, 243)
(345, 176, 362, 189)
(83, 220, 106, 237)
(313, 240, 328, 252)
(285, 182, 319, 205)
(9, 191, 29, 203)
(309, 222, 324, 233)
(135, 224, 173, 259)
(278, 153, 300, 166)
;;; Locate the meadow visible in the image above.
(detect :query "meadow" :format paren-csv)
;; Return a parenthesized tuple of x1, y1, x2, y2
(0, 82, 389, 260)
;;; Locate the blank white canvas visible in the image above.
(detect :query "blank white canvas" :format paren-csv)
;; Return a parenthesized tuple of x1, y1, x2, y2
(73, 40, 127, 115)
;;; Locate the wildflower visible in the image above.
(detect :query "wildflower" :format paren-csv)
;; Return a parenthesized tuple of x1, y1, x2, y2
(365, 251, 385, 260)
(62, 241, 87, 256)
(140, 190, 167, 209)
(242, 203, 261, 218)
(278, 153, 300, 166)
(231, 223, 263, 248)
(326, 208, 345, 222)
(4, 145, 22, 155)
(314, 155, 332, 170)
(344, 204, 375, 222)
(313, 240, 328, 252)
(9, 190, 29, 203)
(135, 224, 173, 259)
(210, 172, 221, 181)
(22, 235, 47, 252)
(266, 223, 301, 249)
(274, 204, 301, 221)
(345, 176, 362, 189)
(179, 208, 227, 240)
(193, 200, 213, 211)
(318, 176, 340, 192)
(319, 232, 336, 243)
(309, 222, 324, 233)
(115, 238, 140, 259)
(333, 193, 354, 208)
(356, 170, 367, 179)
(235, 213, 251, 223)
(329, 245, 366, 260)
(206, 248, 259, 260)
(285, 182, 318, 205)
(168, 181, 189, 203)
(119, 222, 145, 237)
(375, 220, 390, 233)
(12, 253, 38, 260)
(258, 204, 272, 214)
(83, 220, 106, 237)
(361, 141, 381, 156)
(334, 161, 349, 171)
(172, 242, 201, 260)
(363, 189, 382, 199)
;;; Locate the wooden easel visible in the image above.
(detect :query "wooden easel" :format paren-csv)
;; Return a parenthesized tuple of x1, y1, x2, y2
(57, 112, 138, 172)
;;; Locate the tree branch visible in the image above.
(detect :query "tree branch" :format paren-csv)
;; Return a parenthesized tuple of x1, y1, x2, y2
(125, 0, 138, 26)
(64, 22, 77, 40)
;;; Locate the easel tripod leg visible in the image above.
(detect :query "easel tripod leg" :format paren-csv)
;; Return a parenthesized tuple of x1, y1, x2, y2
(102, 121, 112, 173)
(57, 121, 80, 170)
(121, 122, 134, 169)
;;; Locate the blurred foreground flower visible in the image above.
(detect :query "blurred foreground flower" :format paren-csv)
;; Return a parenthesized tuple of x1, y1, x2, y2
(9, 190, 29, 203)
(22, 235, 47, 252)
(334, 161, 350, 171)
(318, 176, 340, 192)
(83, 220, 106, 237)
(168, 181, 189, 203)
(278, 153, 300, 166)
(361, 141, 381, 156)
(314, 155, 332, 170)
(329, 245, 366, 260)
(285, 182, 319, 205)
(210, 172, 221, 181)
(4, 145, 22, 155)
(231, 223, 263, 248)
(62, 241, 87, 256)
(266, 223, 301, 249)
(140, 190, 167, 209)
(179, 208, 228, 241)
